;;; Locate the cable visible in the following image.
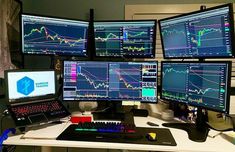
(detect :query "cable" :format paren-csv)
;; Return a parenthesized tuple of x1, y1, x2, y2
(1, 115, 7, 134)
(208, 132, 222, 138)
(0, 109, 9, 134)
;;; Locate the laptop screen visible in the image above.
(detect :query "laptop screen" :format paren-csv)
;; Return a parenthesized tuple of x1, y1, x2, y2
(5, 70, 56, 102)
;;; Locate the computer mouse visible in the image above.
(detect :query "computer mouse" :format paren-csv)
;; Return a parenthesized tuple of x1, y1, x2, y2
(147, 121, 159, 127)
(146, 132, 157, 141)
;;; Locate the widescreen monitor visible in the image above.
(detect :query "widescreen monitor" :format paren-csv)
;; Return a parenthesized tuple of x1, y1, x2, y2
(161, 61, 231, 113)
(21, 14, 89, 56)
(94, 20, 156, 58)
(5, 69, 56, 103)
(159, 3, 235, 58)
(63, 61, 158, 103)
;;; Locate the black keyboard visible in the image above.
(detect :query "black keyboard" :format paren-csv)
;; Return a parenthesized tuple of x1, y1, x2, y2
(57, 125, 177, 146)
(8, 100, 70, 127)
(75, 122, 136, 133)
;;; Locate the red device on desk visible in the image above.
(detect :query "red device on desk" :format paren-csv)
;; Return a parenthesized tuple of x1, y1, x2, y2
(70, 116, 92, 123)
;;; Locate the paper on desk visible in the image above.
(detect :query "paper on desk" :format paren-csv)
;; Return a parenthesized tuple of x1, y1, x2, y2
(22, 122, 70, 139)
(122, 101, 140, 106)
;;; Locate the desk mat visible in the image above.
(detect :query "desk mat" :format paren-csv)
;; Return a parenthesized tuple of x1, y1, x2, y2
(56, 125, 177, 146)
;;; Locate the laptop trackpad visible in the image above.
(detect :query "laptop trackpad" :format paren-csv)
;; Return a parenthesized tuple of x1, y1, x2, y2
(28, 113, 48, 124)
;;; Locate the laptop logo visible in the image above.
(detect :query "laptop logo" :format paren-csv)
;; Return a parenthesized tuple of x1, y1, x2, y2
(17, 76, 34, 96)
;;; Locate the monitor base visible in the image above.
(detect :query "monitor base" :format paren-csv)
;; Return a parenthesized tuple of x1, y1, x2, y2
(92, 111, 125, 121)
(131, 108, 148, 117)
(162, 122, 209, 142)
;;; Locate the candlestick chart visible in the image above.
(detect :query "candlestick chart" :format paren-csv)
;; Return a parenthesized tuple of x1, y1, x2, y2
(23, 21, 88, 56)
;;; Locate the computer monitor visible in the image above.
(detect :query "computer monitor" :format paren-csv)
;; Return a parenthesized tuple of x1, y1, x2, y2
(160, 61, 231, 142)
(158, 3, 235, 59)
(21, 14, 89, 56)
(63, 61, 158, 103)
(5, 69, 56, 103)
(94, 20, 156, 58)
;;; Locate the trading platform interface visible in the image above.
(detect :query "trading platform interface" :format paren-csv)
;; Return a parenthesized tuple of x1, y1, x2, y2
(159, 5, 234, 58)
(94, 21, 156, 58)
(22, 14, 88, 56)
(161, 62, 230, 113)
(63, 61, 157, 103)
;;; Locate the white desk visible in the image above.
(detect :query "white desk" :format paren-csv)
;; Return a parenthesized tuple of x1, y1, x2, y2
(3, 116, 235, 152)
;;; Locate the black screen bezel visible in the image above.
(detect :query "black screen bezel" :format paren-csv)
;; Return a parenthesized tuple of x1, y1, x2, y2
(160, 61, 231, 114)
(158, 3, 235, 59)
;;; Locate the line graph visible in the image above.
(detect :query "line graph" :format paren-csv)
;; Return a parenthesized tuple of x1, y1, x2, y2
(161, 62, 229, 111)
(188, 15, 231, 56)
(95, 33, 119, 42)
(25, 26, 85, 47)
(63, 61, 157, 102)
(94, 22, 155, 57)
(161, 23, 188, 50)
(128, 31, 147, 38)
(23, 19, 88, 56)
(124, 27, 149, 39)
(76, 63, 109, 98)
(109, 63, 142, 100)
(123, 46, 145, 52)
(190, 27, 223, 47)
(161, 63, 188, 101)
(188, 64, 227, 105)
(95, 27, 121, 56)
(162, 67, 188, 78)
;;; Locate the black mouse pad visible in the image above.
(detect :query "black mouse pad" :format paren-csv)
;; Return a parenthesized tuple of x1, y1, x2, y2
(56, 125, 177, 146)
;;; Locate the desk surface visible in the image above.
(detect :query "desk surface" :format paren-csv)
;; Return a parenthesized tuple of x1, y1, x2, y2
(3, 116, 235, 152)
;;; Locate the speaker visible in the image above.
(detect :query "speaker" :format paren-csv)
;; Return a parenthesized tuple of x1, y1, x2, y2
(79, 101, 98, 112)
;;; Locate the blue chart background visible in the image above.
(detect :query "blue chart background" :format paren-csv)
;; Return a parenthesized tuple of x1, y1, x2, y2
(123, 27, 152, 55)
(109, 63, 141, 100)
(95, 27, 121, 55)
(161, 23, 188, 56)
(189, 15, 228, 56)
(188, 65, 225, 110)
(76, 63, 108, 98)
(23, 23, 87, 55)
(162, 63, 188, 101)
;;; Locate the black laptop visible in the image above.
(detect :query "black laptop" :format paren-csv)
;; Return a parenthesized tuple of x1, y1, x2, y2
(5, 69, 70, 127)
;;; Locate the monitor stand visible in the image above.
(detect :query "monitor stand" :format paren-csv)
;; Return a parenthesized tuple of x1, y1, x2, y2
(92, 101, 126, 121)
(162, 108, 209, 142)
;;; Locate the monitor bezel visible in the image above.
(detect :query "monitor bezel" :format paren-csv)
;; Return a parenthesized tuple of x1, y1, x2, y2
(4, 69, 57, 104)
(160, 61, 231, 114)
(93, 20, 157, 59)
(21, 13, 90, 57)
(158, 3, 235, 59)
(62, 60, 158, 103)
